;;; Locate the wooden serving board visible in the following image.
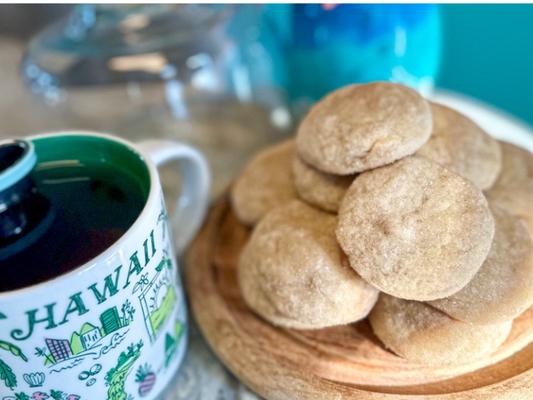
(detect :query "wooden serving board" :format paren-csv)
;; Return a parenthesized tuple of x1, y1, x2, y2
(185, 198, 533, 399)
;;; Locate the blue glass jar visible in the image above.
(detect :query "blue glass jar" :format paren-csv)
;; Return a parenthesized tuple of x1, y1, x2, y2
(266, 4, 441, 115)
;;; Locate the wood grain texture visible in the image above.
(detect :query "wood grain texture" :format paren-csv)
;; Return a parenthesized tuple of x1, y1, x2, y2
(186, 197, 533, 399)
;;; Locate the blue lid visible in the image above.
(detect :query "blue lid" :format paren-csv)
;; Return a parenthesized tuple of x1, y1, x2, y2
(0, 139, 37, 192)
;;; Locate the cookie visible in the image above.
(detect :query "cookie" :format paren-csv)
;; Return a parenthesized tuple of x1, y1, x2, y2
(238, 200, 379, 329)
(417, 103, 502, 190)
(429, 204, 533, 324)
(369, 294, 513, 366)
(296, 82, 432, 175)
(292, 154, 356, 213)
(231, 139, 297, 226)
(337, 156, 494, 301)
(485, 141, 533, 235)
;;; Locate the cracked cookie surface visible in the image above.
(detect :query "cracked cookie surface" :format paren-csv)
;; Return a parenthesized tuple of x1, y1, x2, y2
(417, 103, 501, 190)
(296, 82, 432, 174)
(369, 294, 513, 366)
(337, 156, 494, 301)
(485, 141, 533, 236)
(429, 204, 533, 324)
(239, 200, 379, 329)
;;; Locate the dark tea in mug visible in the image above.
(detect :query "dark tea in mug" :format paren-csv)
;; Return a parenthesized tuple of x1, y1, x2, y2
(0, 140, 147, 292)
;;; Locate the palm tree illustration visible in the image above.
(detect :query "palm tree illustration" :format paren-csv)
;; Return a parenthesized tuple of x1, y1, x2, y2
(126, 305, 135, 324)
(121, 301, 136, 326)
(35, 347, 56, 365)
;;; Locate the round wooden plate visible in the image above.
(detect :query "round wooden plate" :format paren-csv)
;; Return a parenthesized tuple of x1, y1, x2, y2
(185, 198, 533, 399)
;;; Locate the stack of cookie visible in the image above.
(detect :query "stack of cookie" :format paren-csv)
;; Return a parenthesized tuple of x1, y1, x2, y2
(230, 82, 533, 366)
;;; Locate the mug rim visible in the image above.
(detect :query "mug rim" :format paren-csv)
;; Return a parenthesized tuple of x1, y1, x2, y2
(0, 130, 161, 299)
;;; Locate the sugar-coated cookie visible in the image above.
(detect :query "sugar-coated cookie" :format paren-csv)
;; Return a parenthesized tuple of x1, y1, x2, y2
(239, 200, 379, 329)
(292, 154, 356, 213)
(485, 141, 533, 235)
(337, 156, 494, 301)
(296, 82, 432, 175)
(231, 139, 296, 226)
(369, 294, 513, 366)
(429, 204, 533, 324)
(417, 103, 501, 190)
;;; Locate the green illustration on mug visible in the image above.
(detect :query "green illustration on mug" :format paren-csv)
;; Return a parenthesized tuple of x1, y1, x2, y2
(105, 341, 143, 400)
(164, 320, 185, 368)
(157, 199, 168, 242)
(136, 250, 176, 344)
(35, 300, 135, 368)
(8, 228, 156, 345)
(135, 364, 156, 397)
(0, 132, 209, 400)
(0, 339, 28, 390)
(2, 389, 81, 400)
(77, 363, 102, 387)
(22, 373, 45, 388)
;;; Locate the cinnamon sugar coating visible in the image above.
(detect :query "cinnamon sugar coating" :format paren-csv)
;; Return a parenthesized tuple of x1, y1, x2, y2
(296, 82, 432, 174)
(369, 294, 513, 366)
(292, 154, 356, 213)
(231, 139, 296, 226)
(430, 204, 533, 324)
(337, 156, 494, 301)
(485, 141, 533, 235)
(238, 200, 379, 329)
(417, 103, 502, 190)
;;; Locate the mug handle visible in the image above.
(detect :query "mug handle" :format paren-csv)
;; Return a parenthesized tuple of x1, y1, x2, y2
(136, 140, 210, 255)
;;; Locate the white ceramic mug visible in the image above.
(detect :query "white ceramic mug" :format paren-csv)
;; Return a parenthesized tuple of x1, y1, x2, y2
(0, 132, 209, 400)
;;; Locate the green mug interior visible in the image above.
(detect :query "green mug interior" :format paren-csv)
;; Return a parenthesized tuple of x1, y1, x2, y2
(31, 134, 150, 198)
